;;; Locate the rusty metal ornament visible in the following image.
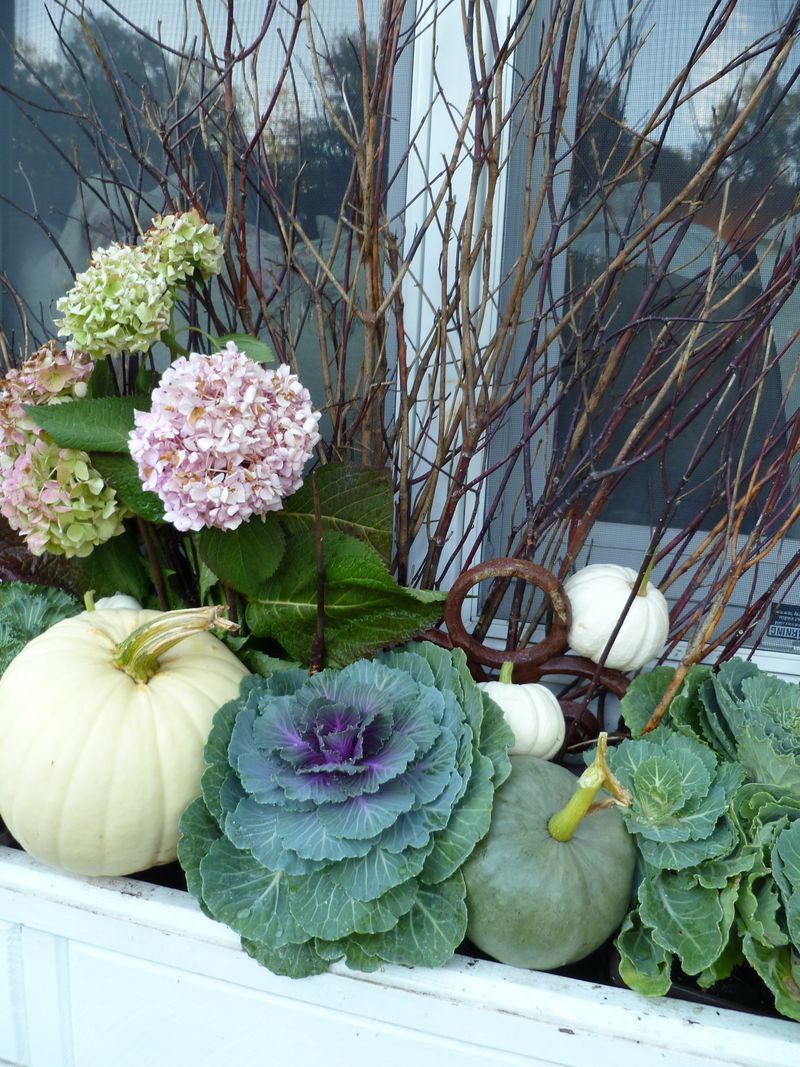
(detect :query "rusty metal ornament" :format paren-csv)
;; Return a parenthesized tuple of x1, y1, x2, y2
(436, 556, 630, 702)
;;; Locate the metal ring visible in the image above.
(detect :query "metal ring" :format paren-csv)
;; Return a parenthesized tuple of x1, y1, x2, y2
(443, 558, 571, 671)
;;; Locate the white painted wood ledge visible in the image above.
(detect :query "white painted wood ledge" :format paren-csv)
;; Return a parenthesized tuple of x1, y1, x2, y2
(0, 846, 796, 1067)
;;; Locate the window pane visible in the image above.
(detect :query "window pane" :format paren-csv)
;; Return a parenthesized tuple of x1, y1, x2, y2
(2, 0, 403, 415)
(486, 0, 800, 654)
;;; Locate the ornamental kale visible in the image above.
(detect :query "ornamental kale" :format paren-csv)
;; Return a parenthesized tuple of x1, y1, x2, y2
(178, 641, 513, 978)
(0, 581, 81, 676)
(612, 661, 800, 1021)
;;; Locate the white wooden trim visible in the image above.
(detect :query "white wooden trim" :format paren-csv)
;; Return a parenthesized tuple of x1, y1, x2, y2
(0, 846, 797, 1067)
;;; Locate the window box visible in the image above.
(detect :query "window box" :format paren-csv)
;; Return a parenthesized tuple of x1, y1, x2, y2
(0, 844, 795, 1067)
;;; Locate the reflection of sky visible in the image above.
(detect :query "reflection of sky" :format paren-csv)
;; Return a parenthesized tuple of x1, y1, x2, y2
(586, 0, 796, 148)
(14, 1, 380, 115)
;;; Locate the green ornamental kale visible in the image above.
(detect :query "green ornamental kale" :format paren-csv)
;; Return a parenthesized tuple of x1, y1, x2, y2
(178, 640, 513, 978)
(613, 662, 800, 1020)
(0, 581, 81, 675)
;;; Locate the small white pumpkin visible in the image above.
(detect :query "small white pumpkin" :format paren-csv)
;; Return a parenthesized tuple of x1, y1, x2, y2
(94, 593, 143, 611)
(0, 605, 249, 877)
(478, 663, 565, 759)
(563, 563, 669, 671)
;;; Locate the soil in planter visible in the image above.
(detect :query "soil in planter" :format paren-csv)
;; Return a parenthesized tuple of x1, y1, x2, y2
(0, 820, 787, 1022)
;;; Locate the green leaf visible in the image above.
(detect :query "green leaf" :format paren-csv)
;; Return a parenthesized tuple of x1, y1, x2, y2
(198, 516, 286, 596)
(24, 396, 147, 453)
(243, 651, 302, 677)
(620, 666, 676, 737)
(287, 872, 417, 940)
(639, 869, 737, 975)
(177, 798, 221, 903)
(280, 464, 393, 562)
(242, 937, 330, 979)
(353, 871, 468, 968)
(76, 528, 150, 601)
(216, 333, 275, 363)
(421, 753, 495, 884)
(199, 836, 304, 946)
(742, 935, 800, 1022)
(615, 911, 673, 997)
(91, 453, 165, 522)
(246, 531, 445, 667)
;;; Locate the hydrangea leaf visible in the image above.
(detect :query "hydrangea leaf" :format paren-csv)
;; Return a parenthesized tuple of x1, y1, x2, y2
(215, 333, 274, 364)
(615, 911, 673, 997)
(246, 531, 446, 666)
(353, 872, 468, 968)
(242, 937, 330, 979)
(91, 453, 166, 522)
(279, 463, 393, 562)
(24, 396, 146, 452)
(741, 935, 800, 1023)
(288, 872, 416, 940)
(639, 868, 737, 975)
(197, 515, 286, 596)
(199, 836, 303, 946)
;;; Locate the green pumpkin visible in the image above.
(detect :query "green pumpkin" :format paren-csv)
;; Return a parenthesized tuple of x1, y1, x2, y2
(463, 754, 636, 971)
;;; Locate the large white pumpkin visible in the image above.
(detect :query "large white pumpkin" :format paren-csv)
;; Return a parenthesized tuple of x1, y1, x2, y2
(0, 606, 249, 876)
(563, 563, 669, 671)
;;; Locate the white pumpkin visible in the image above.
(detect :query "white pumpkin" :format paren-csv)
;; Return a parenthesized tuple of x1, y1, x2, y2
(0, 606, 249, 877)
(94, 593, 143, 611)
(478, 664, 565, 759)
(563, 563, 669, 671)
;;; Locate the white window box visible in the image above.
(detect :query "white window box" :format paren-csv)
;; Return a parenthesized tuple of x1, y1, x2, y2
(0, 845, 795, 1067)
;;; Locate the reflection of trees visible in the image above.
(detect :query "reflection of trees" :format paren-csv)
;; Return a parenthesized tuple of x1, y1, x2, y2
(269, 36, 379, 236)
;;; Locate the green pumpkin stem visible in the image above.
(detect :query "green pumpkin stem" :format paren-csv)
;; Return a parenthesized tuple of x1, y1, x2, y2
(113, 606, 238, 684)
(547, 734, 631, 842)
(635, 554, 657, 597)
(499, 661, 514, 684)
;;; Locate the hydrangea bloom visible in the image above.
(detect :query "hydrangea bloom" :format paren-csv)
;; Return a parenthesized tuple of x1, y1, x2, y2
(144, 209, 223, 285)
(129, 343, 321, 531)
(0, 341, 93, 461)
(0, 342, 127, 557)
(1, 438, 126, 557)
(56, 242, 172, 357)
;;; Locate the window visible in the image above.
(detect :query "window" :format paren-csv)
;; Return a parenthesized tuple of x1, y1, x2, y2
(476, 0, 800, 665)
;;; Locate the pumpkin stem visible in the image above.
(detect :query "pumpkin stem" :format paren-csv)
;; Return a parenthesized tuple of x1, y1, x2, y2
(547, 734, 631, 842)
(84, 590, 96, 612)
(635, 554, 657, 597)
(113, 606, 238, 684)
(499, 661, 514, 684)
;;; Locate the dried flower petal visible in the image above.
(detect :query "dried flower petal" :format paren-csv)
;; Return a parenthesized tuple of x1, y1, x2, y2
(145, 209, 223, 285)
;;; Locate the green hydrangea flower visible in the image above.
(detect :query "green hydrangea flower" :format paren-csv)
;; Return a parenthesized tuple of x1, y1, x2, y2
(145, 209, 223, 285)
(56, 243, 173, 357)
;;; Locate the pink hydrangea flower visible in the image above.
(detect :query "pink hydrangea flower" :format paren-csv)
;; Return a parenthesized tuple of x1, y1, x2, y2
(129, 343, 321, 531)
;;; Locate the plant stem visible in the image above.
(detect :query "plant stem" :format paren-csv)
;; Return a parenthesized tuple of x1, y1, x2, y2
(635, 554, 657, 597)
(113, 606, 238, 684)
(499, 661, 514, 684)
(547, 734, 631, 842)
